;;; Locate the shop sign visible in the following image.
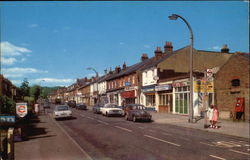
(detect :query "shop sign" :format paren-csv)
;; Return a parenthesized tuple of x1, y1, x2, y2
(121, 90, 135, 98)
(155, 84, 172, 91)
(142, 88, 155, 92)
(0, 116, 15, 123)
(125, 82, 130, 86)
(125, 86, 137, 91)
(194, 80, 214, 93)
(172, 82, 189, 87)
(16, 102, 28, 118)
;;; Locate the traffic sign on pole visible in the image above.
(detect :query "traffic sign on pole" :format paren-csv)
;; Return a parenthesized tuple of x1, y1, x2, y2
(16, 103, 28, 118)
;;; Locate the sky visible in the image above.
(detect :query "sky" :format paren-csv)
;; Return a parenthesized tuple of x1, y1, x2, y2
(0, 1, 249, 87)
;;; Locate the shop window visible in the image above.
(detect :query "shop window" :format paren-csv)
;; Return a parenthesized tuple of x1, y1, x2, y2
(231, 79, 240, 87)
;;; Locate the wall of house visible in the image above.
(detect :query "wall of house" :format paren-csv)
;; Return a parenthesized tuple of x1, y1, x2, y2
(215, 54, 249, 120)
(142, 67, 157, 86)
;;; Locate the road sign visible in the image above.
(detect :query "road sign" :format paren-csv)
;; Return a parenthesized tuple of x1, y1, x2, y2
(16, 103, 28, 118)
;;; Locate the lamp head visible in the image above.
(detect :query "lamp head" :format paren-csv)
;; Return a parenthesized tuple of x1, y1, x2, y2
(168, 14, 178, 20)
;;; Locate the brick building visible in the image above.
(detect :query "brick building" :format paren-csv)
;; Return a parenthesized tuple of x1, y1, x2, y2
(215, 52, 249, 120)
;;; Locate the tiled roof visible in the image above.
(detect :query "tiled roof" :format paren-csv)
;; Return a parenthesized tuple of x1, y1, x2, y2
(158, 46, 233, 73)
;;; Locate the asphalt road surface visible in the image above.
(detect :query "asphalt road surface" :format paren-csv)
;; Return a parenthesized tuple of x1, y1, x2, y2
(49, 105, 249, 160)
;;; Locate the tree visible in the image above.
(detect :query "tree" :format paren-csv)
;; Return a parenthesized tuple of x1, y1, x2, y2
(30, 85, 41, 101)
(19, 78, 30, 98)
(0, 96, 16, 115)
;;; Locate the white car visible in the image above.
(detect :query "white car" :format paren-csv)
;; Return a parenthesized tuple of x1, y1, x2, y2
(100, 104, 124, 117)
(53, 105, 72, 120)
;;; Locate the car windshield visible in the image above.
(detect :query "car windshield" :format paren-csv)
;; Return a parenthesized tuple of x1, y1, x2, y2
(132, 105, 146, 110)
(56, 105, 69, 111)
(105, 104, 119, 108)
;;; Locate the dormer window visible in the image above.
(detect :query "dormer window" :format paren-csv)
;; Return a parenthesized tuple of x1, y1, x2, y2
(231, 79, 240, 87)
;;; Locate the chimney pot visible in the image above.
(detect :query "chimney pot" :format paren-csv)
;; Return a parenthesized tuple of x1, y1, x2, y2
(141, 53, 149, 61)
(154, 46, 163, 60)
(221, 44, 230, 53)
(122, 62, 127, 70)
(164, 41, 173, 55)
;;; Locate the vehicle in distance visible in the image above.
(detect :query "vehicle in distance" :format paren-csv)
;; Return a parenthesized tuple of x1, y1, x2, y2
(76, 103, 87, 110)
(92, 104, 103, 114)
(124, 104, 152, 122)
(67, 100, 76, 108)
(100, 103, 124, 117)
(53, 105, 72, 120)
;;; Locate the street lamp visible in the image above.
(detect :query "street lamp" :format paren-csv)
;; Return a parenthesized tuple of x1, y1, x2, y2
(87, 67, 99, 104)
(39, 80, 45, 99)
(168, 14, 195, 123)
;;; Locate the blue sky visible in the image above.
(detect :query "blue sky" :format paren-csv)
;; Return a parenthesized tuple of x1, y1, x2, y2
(1, 1, 249, 87)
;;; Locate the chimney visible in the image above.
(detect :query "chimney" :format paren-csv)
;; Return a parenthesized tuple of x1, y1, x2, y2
(122, 62, 126, 70)
(141, 53, 149, 61)
(221, 44, 229, 53)
(154, 47, 163, 60)
(109, 67, 113, 74)
(115, 66, 121, 73)
(164, 41, 173, 55)
(104, 69, 108, 75)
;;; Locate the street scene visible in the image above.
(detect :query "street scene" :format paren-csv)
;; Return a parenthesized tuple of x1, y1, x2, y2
(0, 1, 249, 160)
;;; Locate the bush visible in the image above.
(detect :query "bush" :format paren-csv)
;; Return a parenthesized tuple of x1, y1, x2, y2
(0, 96, 16, 115)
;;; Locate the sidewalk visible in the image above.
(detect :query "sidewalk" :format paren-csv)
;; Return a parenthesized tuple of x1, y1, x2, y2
(15, 113, 91, 160)
(151, 112, 249, 139)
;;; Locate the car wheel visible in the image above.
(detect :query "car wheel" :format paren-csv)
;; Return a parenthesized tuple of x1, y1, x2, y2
(106, 112, 109, 117)
(133, 116, 137, 122)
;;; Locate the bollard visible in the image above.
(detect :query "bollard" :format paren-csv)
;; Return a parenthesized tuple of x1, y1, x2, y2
(7, 128, 14, 160)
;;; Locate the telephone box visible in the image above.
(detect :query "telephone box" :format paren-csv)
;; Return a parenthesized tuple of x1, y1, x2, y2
(234, 97, 245, 120)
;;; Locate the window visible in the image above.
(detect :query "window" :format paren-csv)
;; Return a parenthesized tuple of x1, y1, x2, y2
(231, 79, 240, 86)
(146, 95, 155, 106)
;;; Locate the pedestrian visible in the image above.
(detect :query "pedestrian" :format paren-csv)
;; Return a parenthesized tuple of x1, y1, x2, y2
(207, 105, 214, 128)
(34, 103, 39, 116)
(212, 105, 219, 129)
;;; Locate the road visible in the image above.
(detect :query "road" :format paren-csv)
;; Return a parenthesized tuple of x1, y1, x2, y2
(48, 105, 249, 160)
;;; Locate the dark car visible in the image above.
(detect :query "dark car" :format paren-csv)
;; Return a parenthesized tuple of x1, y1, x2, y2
(67, 100, 76, 108)
(92, 104, 103, 114)
(76, 103, 87, 110)
(124, 104, 152, 122)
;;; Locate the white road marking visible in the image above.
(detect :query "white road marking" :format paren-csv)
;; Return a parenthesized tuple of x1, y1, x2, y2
(80, 114, 85, 117)
(209, 155, 226, 160)
(97, 120, 109, 125)
(200, 142, 215, 147)
(115, 126, 132, 133)
(138, 126, 145, 129)
(86, 116, 94, 120)
(49, 115, 93, 160)
(229, 149, 250, 156)
(144, 135, 180, 147)
(216, 141, 241, 147)
(162, 132, 172, 136)
(148, 129, 156, 133)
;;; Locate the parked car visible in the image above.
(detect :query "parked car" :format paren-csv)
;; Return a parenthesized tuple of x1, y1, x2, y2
(53, 105, 72, 120)
(43, 102, 50, 109)
(76, 103, 87, 110)
(100, 103, 124, 117)
(124, 104, 152, 122)
(92, 104, 103, 114)
(67, 100, 76, 108)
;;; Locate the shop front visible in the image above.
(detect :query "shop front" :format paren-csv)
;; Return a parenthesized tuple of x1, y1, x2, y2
(155, 84, 173, 113)
(141, 85, 156, 108)
(121, 88, 137, 105)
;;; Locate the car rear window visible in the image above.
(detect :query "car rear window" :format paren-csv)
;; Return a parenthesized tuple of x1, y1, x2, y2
(56, 106, 69, 111)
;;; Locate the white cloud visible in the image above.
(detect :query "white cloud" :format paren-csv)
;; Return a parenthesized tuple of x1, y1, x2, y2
(3, 74, 23, 78)
(2, 67, 48, 74)
(21, 58, 26, 62)
(144, 45, 151, 48)
(119, 42, 125, 45)
(208, 46, 220, 51)
(1, 41, 32, 57)
(33, 78, 74, 84)
(28, 24, 39, 28)
(2, 57, 17, 65)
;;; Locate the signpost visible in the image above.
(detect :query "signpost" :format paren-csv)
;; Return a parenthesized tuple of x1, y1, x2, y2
(16, 103, 28, 118)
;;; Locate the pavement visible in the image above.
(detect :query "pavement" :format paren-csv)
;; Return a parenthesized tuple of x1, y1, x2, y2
(150, 112, 249, 139)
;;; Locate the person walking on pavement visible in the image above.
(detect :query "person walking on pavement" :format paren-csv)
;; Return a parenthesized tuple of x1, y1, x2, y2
(212, 105, 219, 129)
(207, 105, 214, 128)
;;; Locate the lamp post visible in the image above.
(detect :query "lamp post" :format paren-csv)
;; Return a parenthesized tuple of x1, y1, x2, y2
(87, 67, 99, 104)
(168, 14, 195, 123)
(39, 80, 45, 99)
